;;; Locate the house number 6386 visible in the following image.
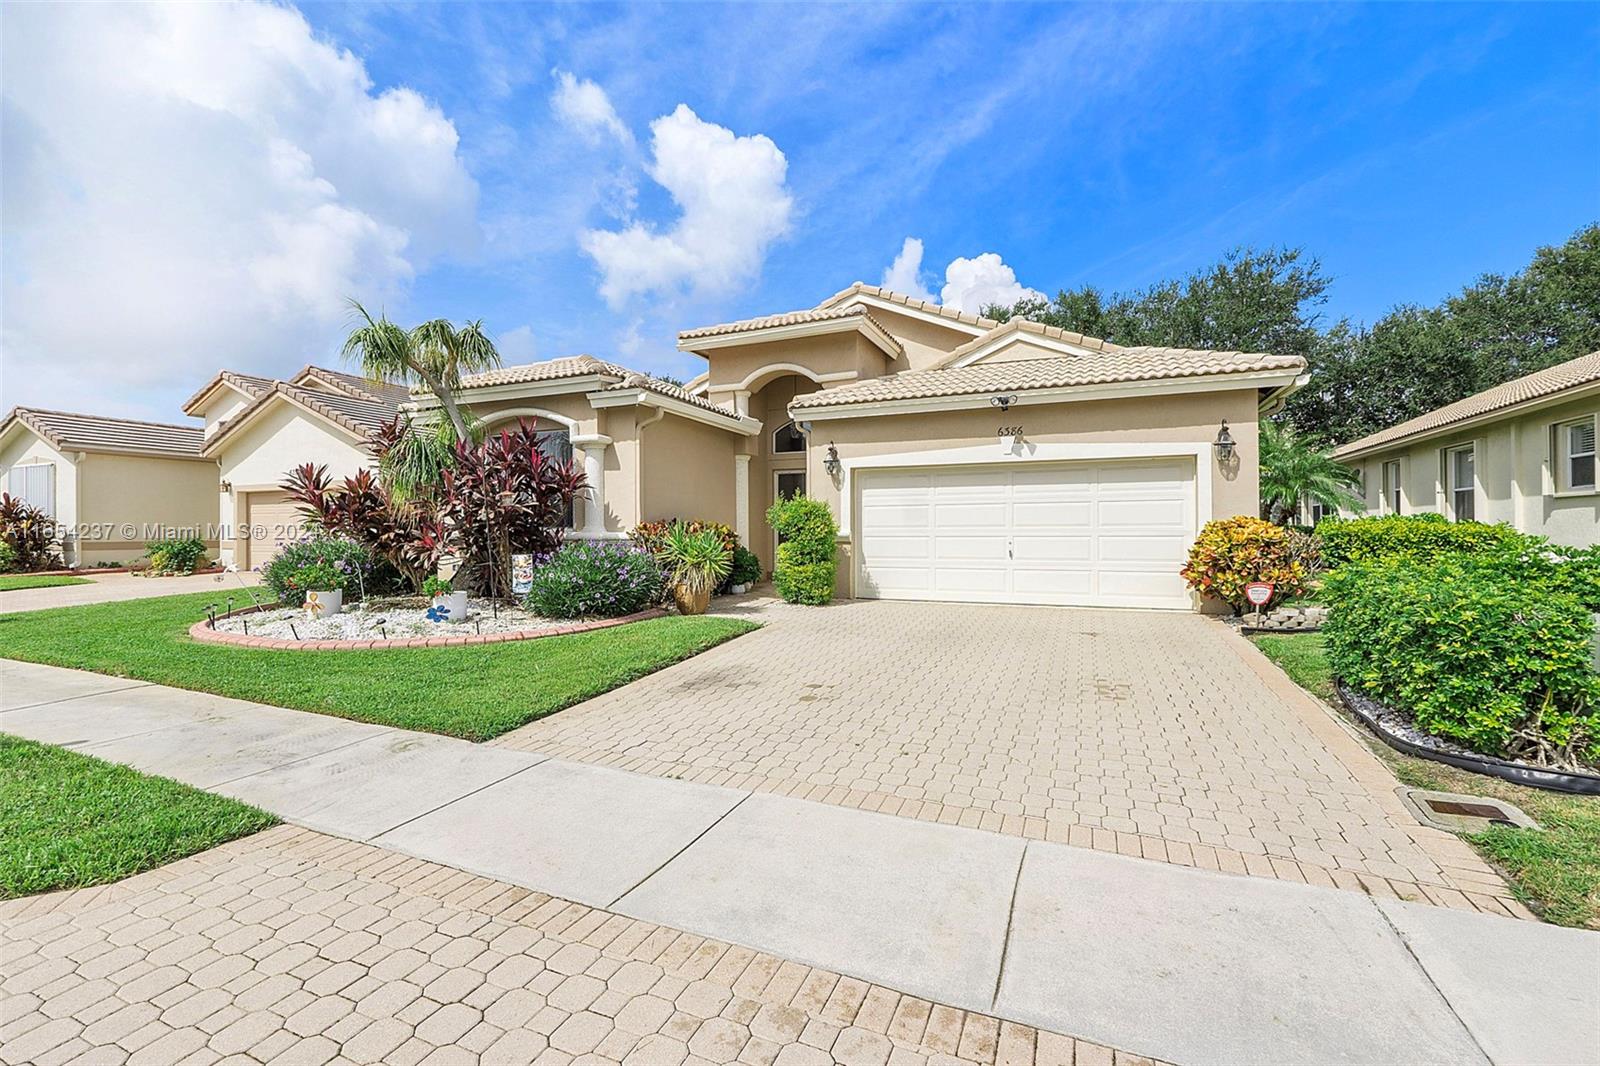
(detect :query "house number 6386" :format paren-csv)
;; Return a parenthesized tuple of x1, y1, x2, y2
(997, 425, 1023, 437)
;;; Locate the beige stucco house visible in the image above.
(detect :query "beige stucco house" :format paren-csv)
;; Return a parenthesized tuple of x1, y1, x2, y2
(186, 366, 408, 568)
(1331, 350, 1600, 547)
(0, 407, 216, 565)
(403, 284, 1305, 611)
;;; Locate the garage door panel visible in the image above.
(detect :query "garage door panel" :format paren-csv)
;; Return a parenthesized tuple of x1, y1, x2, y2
(1012, 535, 1092, 562)
(1011, 500, 1092, 528)
(856, 458, 1196, 610)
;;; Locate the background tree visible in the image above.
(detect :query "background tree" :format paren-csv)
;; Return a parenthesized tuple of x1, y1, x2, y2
(341, 302, 501, 442)
(1257, 421, 1364, 524)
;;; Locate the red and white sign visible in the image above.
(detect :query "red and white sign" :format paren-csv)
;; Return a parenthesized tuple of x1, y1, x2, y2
(1244, 582, 1274, 607)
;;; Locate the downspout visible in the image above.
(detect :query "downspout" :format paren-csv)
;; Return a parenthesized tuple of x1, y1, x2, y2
(634, 403, 666, 524)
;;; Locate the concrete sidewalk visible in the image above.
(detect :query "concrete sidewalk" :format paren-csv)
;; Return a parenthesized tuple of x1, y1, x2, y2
(0, 569, 263, 612)
(4, 659, 1596, 1066)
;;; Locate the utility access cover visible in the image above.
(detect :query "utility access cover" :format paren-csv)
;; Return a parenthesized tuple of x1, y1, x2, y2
(1399, 788, 1538, 833)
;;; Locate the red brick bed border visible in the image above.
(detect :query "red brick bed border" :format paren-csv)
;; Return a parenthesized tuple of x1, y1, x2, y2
(188, 604, 668, 651)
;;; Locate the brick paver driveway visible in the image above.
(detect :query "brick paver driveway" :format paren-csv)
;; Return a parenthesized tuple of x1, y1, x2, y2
(496, 597, 1517, 915)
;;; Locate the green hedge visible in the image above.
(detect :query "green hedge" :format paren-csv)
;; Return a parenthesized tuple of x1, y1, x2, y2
(1324, 555, 1600, 764)
(1314, 513, 1527, 567)
(767, 496, 836, 605)
(145, 536, 209, 576)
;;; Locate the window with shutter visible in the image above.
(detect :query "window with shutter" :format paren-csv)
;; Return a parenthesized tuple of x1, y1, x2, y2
(1561, 417, 1596, 492)
(6, 464, 54, 516)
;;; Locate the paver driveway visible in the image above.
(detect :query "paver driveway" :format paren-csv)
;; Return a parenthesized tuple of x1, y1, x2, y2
(495, 597, 1516, 914)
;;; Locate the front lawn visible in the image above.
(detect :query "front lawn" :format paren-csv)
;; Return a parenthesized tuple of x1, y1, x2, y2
(1251, 631, 1600, 929)
(0, 574, 92, 591)
(0, 591, 757, 741)
(1, 735, 277, 898)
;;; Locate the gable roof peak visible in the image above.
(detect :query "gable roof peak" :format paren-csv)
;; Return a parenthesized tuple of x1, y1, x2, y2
(816, 282, 1000, 331)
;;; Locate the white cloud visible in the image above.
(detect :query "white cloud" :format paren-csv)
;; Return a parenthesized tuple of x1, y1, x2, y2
(497, 325, 538, 362)
(550, 70, 633, 147)
(0, 2, 477, 417)
(881, 237, 934, 302)
(940, 253, 1044, 314)
(580, 104, 793, 307)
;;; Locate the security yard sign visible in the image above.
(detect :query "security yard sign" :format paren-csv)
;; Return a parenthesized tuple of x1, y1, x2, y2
(1244, 582, 1274, 607)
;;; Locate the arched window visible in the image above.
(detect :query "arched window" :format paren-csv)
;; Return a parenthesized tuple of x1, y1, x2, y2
(772, 421, 805, 454)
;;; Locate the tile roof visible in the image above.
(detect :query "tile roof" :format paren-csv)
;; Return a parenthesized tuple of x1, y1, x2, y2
(442, 356, 747, 421)
(1332, 349, 1600, 458)
(295, 367, 413, 406)
(676, 304, 904, 356)
(181, 369, 276, 414)
(789, 347, 1304, 410)
(202, 378, 404, 455)
(934, 317, 1120, 365)
(815, 283, 1002, 331)
(2, 407, 207, 459)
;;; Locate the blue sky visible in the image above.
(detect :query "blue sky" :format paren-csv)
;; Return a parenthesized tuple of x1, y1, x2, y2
(3, 2, 1596, 418)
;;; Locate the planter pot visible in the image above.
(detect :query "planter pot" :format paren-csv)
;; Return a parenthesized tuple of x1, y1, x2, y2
(430, 591, 470, 623)
(730, 583, 749, 595)
(304, 589, 342, 618)
(672, 583, 711, 616)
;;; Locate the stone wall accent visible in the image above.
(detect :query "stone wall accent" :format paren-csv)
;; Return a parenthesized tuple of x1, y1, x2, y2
(188, 605, 667, 651)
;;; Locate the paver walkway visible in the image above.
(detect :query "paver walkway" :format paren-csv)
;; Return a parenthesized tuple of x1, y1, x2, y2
(494, 597, 1520, 915)
(0, 570, 263, 613)
(4, 659, 1597, 1065)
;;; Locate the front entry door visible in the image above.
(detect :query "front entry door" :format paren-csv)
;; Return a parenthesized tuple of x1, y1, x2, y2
(774, 470, 806, 561)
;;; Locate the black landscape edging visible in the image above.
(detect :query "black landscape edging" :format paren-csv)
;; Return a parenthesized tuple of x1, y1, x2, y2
(1335, 680, 1600, 795)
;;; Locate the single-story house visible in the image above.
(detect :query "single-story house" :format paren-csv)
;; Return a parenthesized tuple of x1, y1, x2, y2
(1331, 350, 1600, 547)
(0, 407, 216, 566)
(427, 283, 1305, 611)
(185, 366, 408, 568)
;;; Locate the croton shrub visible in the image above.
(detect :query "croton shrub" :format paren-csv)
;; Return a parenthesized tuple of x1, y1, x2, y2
(1324, 554, 1600, 769)
(1180, 516, 1307, 612)
(0, 494, 60, 572)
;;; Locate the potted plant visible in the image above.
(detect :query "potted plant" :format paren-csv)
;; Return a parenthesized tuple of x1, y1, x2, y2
(423, 574, 469, 623)
(728, 545, 762, 595)
(295, 560, 343, 617)
(660, 523, 732, 616)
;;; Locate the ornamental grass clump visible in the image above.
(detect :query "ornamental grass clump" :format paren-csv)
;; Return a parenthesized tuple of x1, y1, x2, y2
(525, 542, 662, 619)
(1180, 515, 1307, 612)
(1324, 555, 1600, 770)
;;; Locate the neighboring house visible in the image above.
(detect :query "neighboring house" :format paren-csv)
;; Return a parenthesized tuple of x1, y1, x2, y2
(1331, 350, 1600, 547)
(0, 407, 216, 566)
(185, 366, 408, 568)
(429, 283, 1305, 611)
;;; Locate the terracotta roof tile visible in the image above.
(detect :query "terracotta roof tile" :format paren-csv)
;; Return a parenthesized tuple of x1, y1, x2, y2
(1332, 350, 1600, 458)
(789, 347, 1304, 410)
(446, 357, 746, 421)
(814, 283, 1001, 330)
(2, 407, 207, 459)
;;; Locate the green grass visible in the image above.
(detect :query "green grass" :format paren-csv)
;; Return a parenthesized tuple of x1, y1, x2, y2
(1, 735, 277, 898)
(1250, 630, 1600, 928)
(0, 591, 758, 741)
(0, 574, 91, 591)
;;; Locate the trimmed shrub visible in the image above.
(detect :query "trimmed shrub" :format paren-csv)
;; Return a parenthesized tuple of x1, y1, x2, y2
(144, 536, 209, 576)
(525, 542, 662, 619)
(767, 496, 836, 605)
(1180, 516, 1306, 612)
(1324, 556, 1600, 767)
(1315, 513, 1527, 567)
(260, 535, 395, 607)
(0, 542, 17, 574)
(729, 545, 762, 588)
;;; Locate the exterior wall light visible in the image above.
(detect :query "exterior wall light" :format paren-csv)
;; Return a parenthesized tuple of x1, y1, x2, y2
(990, 394, 1018, 411)
(1214, 420, 1236, 463)
(823, 442, 842, 478)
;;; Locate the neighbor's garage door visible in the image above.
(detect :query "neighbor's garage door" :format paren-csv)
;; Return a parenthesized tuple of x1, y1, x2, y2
(242, 491, 303, 569)
(855, 458, 1196, 610)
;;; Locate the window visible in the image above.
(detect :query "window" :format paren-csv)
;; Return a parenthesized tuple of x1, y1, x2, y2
(1558, 417, 1596, 492)
(1446, 445, 1475, 521)
(772, 421, 805, 454)
(6, 464, 54, 516)
(535, 429, 575, 527)
(1308, 500, 1331, 525)
(1381, 460, 1402, 514)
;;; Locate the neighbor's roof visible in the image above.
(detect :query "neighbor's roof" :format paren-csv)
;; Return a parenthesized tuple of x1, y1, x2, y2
(437, 356, 746, 421)
(2, 407, 207, 460)
(815, 283, 1001, 331)
(202, 375, 405, 456)
(1332, 350, 1600, 459)
(295, 367, 413, 407)
(789, 345, 1304, 410)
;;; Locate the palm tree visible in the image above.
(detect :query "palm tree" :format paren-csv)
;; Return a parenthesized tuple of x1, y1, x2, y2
(1259, 420, 1364, 525)
(341, 301, 501, 442)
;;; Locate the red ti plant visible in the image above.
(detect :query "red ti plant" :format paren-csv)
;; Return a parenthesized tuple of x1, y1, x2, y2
(281, 464, 444, 592)
(441, 419, 585, 599)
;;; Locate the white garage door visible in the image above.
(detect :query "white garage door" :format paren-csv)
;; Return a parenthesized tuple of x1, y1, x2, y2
(856, 458, 1196, 610)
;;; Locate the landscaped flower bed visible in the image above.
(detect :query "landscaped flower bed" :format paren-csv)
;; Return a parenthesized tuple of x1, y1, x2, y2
(214, 597, 556, 641)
